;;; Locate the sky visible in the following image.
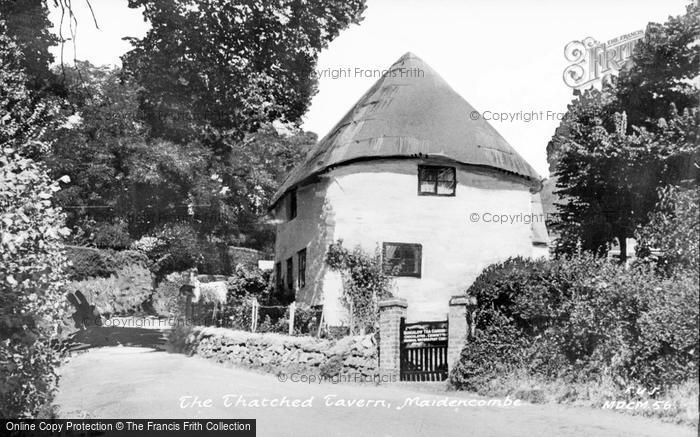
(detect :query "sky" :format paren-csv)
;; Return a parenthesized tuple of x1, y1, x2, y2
(48, 0, 691, 178)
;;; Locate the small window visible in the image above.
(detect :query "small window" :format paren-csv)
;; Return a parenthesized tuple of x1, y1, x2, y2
(418, 165, 455, 196)
(382, 242, 422, 277)
(275, 262, 282, 294)
(297, 249, 306, 289)
(286, 258, 294, 291)
(288, 189, 297, 220)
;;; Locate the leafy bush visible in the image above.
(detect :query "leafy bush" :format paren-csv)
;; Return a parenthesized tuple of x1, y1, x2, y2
(292, 304, 322, 335)
(129, 236, 163, 255)
(0, 147, 70, 418)
(149, 272, 187, 317)
(148, 223, 201, 277)
(325, 240, 394, 334)
(636, 185, 699, 276)
(220, 298, 254, 331)
(227, 265, 270, 300)
(66, 264, 153, 317)
(449, 255, 699, 395)
(218, 266, 270, 329)
(90, 220, 133, 250)
(65, 246, 149, 281)
(634, 273, 700, 386)
(134, 227, 247, 278)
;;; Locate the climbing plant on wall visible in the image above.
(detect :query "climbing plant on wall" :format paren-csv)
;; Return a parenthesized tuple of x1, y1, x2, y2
(325, 240, 394, 334)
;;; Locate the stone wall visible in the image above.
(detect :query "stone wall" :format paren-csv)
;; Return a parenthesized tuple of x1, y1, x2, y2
(168, 326, 378, 379)
(227, 246, 269, 270)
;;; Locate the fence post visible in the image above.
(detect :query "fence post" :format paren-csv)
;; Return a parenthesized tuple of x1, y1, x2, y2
(251, 299, 259, 332)
(288, 302, 296, 336)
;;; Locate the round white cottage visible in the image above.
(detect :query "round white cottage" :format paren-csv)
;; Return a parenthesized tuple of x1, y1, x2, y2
(269, 52, 548, 325)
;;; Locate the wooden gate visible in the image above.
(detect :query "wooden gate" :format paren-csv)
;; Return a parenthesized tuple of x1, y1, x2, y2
(400, 319, 448, 381)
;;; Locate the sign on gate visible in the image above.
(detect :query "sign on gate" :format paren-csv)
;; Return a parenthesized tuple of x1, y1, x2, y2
(402, 321, 448, 345)
(400, 320, 449, 381)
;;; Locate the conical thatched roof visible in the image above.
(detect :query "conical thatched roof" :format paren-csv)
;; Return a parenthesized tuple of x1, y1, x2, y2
(271, 52, 541, 206)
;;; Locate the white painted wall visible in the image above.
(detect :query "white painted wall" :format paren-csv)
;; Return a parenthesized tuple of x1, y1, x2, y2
(274, 159, 546, 325)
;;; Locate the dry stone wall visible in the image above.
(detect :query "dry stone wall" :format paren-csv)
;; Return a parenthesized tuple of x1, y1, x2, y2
(169, 326, 378, 379)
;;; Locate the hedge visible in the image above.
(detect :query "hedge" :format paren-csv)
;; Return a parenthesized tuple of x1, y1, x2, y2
(449, 255, 699, 394)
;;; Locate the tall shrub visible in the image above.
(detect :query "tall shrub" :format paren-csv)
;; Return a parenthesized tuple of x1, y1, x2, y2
(1, 23, 69, 418)
(450, 256, 699, 393)
(635, 185, 699, 276)
(219, 265, 270, 329)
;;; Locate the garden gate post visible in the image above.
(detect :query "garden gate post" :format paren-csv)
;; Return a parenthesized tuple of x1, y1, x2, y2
(448, 295, 475, 373)
(378, 297, 408, 380)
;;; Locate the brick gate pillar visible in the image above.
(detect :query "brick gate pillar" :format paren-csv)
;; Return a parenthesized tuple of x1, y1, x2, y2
(448, 295, 475, 373)
(378, 297, 408, 379)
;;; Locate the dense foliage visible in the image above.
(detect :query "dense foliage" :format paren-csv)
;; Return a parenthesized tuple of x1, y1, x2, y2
(547, 4, 699, 260)
(0, 21, 69, 417)
(449, 256, 699, 395)
(46, 63, 316, 251)
(0, 0, 58, 92)
(635, 185, 699, 275)
(65, 246, 148, 281)
(149, 272, 187, 318)
(122, 0, 366, 143)
(325, 240, 394, 334)
(217, 266, 271, 329)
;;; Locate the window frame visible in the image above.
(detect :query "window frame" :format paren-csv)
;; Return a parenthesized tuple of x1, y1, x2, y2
(297, 248, 307, 289)
(417, 165, 456, 197)
(286, 257, 294, 291)
(382, 242, 422, 278)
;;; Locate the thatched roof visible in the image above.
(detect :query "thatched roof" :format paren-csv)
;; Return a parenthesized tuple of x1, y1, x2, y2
(271, 52, 541, 206)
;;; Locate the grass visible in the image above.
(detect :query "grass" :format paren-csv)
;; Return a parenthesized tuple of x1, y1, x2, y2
(468, 369, 698, 427)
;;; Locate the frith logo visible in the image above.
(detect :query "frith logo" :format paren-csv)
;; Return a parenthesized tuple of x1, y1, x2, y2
(563, 30, 644, 89)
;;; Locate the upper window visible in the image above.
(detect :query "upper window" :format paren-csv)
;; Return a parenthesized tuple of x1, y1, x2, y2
(383, 242, 422, 277)
(297, 249, 307, 289)
(418, 165, 456, 196)
(288, 189, 297, 220)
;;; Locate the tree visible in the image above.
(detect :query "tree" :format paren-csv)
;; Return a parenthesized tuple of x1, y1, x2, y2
(0, 0, 57, 92)
(46, 63, 315, 250)
(0, 21, 70, 417)
(118, 0, 364, 249)
(614, 3, 700, 130)
(122, 0, 366, 145)
(547, 4, 700, 261)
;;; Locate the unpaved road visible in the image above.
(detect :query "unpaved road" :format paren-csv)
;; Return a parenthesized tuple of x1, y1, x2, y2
(55, 344, 694, 437)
